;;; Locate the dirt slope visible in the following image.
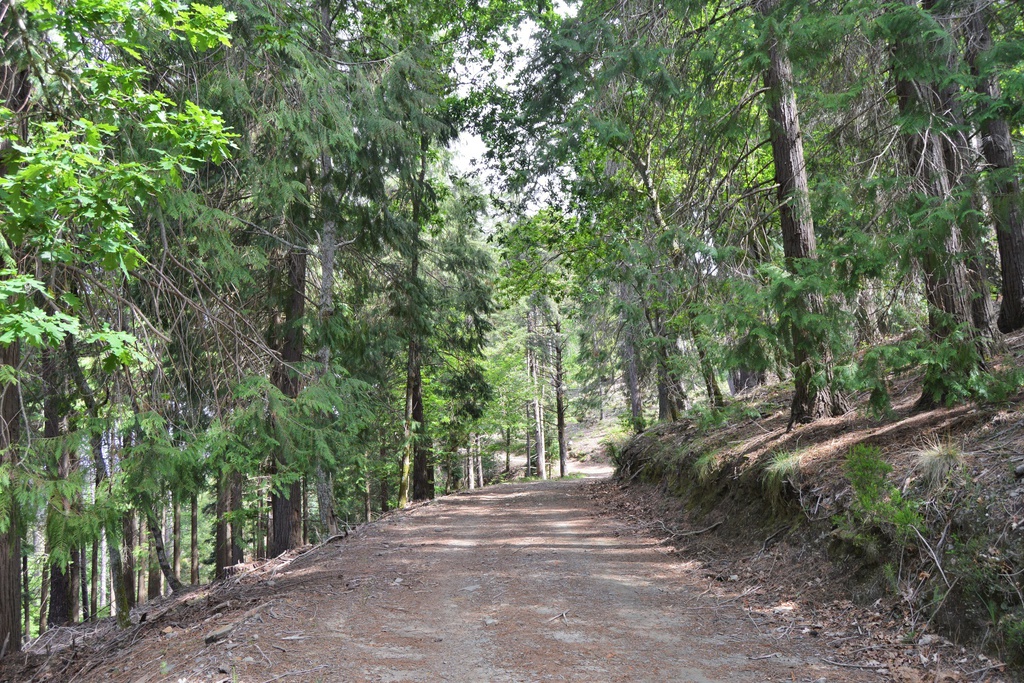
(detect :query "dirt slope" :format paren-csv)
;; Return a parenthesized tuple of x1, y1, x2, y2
(22, 474, 893, 683)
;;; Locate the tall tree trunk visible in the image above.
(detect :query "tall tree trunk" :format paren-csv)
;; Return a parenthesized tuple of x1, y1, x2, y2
(398, 336, 419, 508)
(621, 329, 643, 432)
(270, 250, 307, 556)
(43, 346, 73, 627)
(693, 325, 725, 408)
(172, 499, 181, 582)
(475, 435, 484, 488)
(135, 517, 143, 605)
(0, 0, 30, 650)
(311, 0, 342, 537)
(364, 473, 371, 524)
(66, 338, 130, 626)
(144, 508, 183, 593)
(230, 472, 244, 565)
(524, 403, 532, 477)
(409, 337, 430, 502)
(758, 0, 848, 426)
(190, 494, 199, 584)
(527, 307, 547, 479)
(37, 563, 48, 637)
(21, 553, 28, 640)
(90, 538, 98, 620)
(215, 473, 230, 577)
(78, 547, 88, 621)
(378, 445, 390, 513)
(404, 137, 431, 505)
(892, 0, 986, 407)
(147, 516, 161, 600)
(553, 318, 568, 478)
(965, 4, 1024, 333)
(504, 427, 511, 475)
(122, 511, 136, 611)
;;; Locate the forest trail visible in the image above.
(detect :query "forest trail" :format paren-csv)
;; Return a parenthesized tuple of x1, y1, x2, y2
(72, 464, 879, 683)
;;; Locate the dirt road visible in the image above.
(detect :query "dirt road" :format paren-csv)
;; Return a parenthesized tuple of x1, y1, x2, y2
(81, 474, 878, 683)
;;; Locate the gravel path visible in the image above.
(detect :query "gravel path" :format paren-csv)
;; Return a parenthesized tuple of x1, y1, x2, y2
(162, 476, 871, 683)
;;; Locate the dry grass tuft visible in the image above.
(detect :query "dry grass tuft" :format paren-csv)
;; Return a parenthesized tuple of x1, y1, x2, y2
(913, 436, 964, 492)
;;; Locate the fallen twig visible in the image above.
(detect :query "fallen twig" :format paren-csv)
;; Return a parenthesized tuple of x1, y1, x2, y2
(749, 652, 780, 660)
(258, 665, 329, 683)
(913, 527, 951, 588)
(821, 658, 887, 670)
(254, 643, 273, 667)
(963, 663, 1005, 676)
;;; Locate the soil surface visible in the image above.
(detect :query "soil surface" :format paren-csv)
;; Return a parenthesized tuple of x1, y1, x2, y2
(46, 469, 884, 683)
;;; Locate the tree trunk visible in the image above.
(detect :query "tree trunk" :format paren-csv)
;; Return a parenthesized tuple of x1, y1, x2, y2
(622, 332, 643, 432)
(78, 547, 88, 622)
(136, 517, 143, 605)
(527, 307, 547, 479)
(147, 516, 161, 600)
(144, 508, 183, 594)
(190, 495, 199, 585)
(65, 338, 130, 625)
(504, 427, 511, 475)
(72, 548, 82, 621)
(172, 499, 181, 582)
(693, 325, 725, 408)
(524, 403, 532, 477)
(553, 318, 568, 478)
(90, 538, 99, 620)
(475, 435, 484, 488)
(409, 337, 430, 502)
(47, 565, 71, 627)
(270, 250, 307, 556)
(397, 336, 417, 508)
(21, 553, 28, 640)
(37, 563, 48, 637)
(215, 473, 230, 577)
(312, 7, 342, 527)
(892, 0, 986, 407)
(0, 0, 31, 650)
(364, 473, 371, 524)
(122, 512, 136, 611)
(758, 0, 848, 426)
(230, 472, 244, 565)
(965, 4, 1024, 333)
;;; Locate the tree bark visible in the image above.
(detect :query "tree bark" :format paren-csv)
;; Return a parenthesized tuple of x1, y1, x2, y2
(965, 4, 1024, 333)
(553, 318, 568, 478)
(37, 563, 48, 637)
(190, 495, 199, 584)
(21, 553, 28, 640)
(621, 327, 643, 432)
(144, 508, 183, 594)
(147, 516, 161, 600)
(79, 547, 88, 621)
(230, 472, 244, 565)
(0, 0, 31, 648)
(409, 337, 431, 502)
(527, 307, 547, 479)
(172, 499, 181, 582)
(524, 403, 532, 477)
(269, 250, 307, 556)
(90, 538, 98, 620)
(504, 427, 511, 475)
(758, 0, 848, 426)
(215, 473, 230, 578)
(65, 338, 130, 626)
(892, 0, 986, 407)
(122, 512, 136, 612)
